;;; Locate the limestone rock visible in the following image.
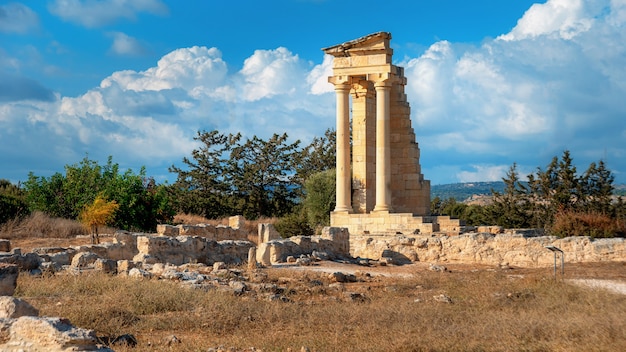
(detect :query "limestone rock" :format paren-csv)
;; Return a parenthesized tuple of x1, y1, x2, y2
(116, 260, 135, 274)
(0, 297, 38, 319)
(128, 268, 152, 279)
(2, 316, 113, 351)
(93, 259, 117, 274)
(295, 257, 312, 266)
(71, 252, 100, 269)
(428, 264, 447, 272)
(258, 223, 281, 244)
(433, 294, 453, 303)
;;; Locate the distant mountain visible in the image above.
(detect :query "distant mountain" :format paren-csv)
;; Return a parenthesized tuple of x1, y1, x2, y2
(431, 182, 505, 202)
(431, 182, 626, 201)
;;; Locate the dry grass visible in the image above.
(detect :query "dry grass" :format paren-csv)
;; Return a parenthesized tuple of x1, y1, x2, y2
(0, 211, 88, 239)
(16, 263, 626, 352)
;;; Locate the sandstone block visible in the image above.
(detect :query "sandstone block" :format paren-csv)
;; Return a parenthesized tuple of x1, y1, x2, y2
(229, 215, 245, 229)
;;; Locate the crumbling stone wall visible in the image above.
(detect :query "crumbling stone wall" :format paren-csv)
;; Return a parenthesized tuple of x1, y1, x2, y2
(256, 227, 350, 265)
(133, 235, 253, 266)
(350, 232, 626, 267)
(156, 224, 249, 241)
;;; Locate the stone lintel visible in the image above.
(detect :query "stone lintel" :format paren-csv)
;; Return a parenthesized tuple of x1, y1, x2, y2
(322, 32, 392, 58)
(331, 64, 395, 78)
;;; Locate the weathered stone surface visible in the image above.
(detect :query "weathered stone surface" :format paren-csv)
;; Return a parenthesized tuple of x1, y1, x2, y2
(477, 226, 504, 234)
(93, 259, 117, 274)
(0, 253, 42, 271)
(1, 316, 113, 351)
(157, 224, 249, 242)
(350, 232, 626, 267)
(71, 252, 100, 269)
(258, 223, 281, 244)
(0, 297, 38, 319)
(116, 260, 135, 274)
(229, 215, 245, 230)
(156, 224, 180, 236)
(247, 247, 257, 270)
(128, 268, 152, 279)
(0, 264, 18, 296)
(134, 235, 253, 266)
(255, 228, 350, 265)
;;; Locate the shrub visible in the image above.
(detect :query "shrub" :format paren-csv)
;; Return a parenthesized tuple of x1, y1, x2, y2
(274, 208, 313, 238)
(550, 211, 625, 238)
(303, 168, 335, 230)
(0, 179, 28, 224)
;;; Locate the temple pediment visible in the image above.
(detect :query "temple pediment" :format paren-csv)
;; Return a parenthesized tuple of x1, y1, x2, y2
(322, 31, 393, 58)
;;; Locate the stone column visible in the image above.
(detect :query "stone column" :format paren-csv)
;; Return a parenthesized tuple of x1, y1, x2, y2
(373, 80, 391, 212)
(334, 81, 352, 212)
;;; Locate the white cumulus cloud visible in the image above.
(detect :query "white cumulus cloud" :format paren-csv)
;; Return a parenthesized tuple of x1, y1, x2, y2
(408, 0, 626, 183)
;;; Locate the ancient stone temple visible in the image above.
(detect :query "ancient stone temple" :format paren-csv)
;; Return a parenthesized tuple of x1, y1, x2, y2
(323, 32, 463, 234)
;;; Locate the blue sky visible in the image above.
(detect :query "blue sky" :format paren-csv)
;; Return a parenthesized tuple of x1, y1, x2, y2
(1, 0, 625, 186)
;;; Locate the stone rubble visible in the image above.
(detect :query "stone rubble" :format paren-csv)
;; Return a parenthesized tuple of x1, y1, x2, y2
(0, 267, 112, 351)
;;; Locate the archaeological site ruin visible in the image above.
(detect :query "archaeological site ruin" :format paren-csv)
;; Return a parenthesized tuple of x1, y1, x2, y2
(322, 32, 463, 235)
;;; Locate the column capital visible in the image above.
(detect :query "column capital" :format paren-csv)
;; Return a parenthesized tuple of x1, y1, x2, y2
(328, 75, 353, 86)
(368, 72, 401, 87)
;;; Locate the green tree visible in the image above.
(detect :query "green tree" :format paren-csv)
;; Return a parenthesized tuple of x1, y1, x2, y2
(580, 160, 614, 214)
(294, 128, 336, 187)
(24, 156, 172, 232)
(490, 163, 532, 228)
(169, 130, 238, 218)
(228, 133, 301, 219)
(430, 196, 443, 215)
(303, 168, 336, 230)
(0, 180, 28, 224)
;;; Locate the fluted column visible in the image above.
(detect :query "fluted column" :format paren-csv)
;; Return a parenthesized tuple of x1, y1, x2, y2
(334, 82, 352, 212)
(373, 80, 391, 212)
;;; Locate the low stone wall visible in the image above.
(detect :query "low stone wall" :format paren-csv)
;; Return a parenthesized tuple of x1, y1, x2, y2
(156, 223, 249, 241)
(350, 232, 626, 267)
(256, 227, 350, 265)
(133, 235, 254, 266)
